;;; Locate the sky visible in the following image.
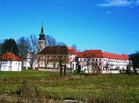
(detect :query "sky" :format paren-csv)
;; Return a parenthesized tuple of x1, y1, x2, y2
(0, 0, 139, 55)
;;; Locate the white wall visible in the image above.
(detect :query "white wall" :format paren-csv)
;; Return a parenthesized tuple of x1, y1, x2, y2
(78, 57, 129, 72)
(0, 61, 22, 71)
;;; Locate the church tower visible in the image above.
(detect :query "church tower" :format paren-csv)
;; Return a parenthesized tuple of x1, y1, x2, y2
(38, 24, 46, 52)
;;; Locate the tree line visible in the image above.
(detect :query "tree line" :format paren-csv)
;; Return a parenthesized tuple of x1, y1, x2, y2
(0, 34, 68, 56)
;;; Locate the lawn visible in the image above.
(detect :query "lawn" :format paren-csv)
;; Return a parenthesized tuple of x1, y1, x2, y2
(0, 70, 139, 103)
(0, 70, 59, 78)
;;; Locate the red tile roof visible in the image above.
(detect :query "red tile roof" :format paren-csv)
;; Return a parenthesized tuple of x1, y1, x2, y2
(102, 52, 128, 60)
(84, 50, 103, 58)
(77, 52, 84, 57)
(68, 47, 77, 54)
(0, 52, 20, 61)
(77, 50, 128, 60)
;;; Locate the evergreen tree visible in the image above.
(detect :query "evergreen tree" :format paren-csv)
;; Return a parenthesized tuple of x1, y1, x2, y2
(0, 42, 2, 55)
(1, 38, 19, 55)
(130, 52, 139, 73)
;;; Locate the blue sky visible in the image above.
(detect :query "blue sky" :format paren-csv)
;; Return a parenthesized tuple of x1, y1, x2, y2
(0, 0, 139, 54)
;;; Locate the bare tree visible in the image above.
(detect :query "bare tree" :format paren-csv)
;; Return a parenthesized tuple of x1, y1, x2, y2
(86, 58, 101, 74)
(17, 37, 30, 57)
(45, 35, 56, 46)
(30, 34, 38, 53)
(56, 47, 68, 76)
(17, 37, 30, 68)
(17, 35, 38, 69)
(29, 34, 38, 69)
(56, 42, 66, 46)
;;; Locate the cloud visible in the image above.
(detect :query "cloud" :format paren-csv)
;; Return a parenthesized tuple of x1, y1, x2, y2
(98, 0, 139, 7)
(106, 11, 112, 14)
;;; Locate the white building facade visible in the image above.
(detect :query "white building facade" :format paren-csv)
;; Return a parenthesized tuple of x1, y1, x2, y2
(0, 52, 22, 71)
(23, 25, 130, 74)
(76, 50, 129, 73)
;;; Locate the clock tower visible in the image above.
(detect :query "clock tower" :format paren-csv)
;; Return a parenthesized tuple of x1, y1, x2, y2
(38, 24, 46, 52)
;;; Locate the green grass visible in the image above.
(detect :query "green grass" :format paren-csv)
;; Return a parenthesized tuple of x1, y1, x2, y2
(0, 70, 59, 78)
(0, 70, 139, 103)
(41, 74, 139, 102)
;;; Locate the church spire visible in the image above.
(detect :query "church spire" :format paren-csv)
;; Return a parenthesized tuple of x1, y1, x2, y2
(38, 23, 46, 52)
(39, 23, 45, 40)
(41, 22, 44, 34)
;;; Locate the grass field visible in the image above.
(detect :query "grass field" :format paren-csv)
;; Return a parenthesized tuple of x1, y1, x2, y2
(0, 70, 139, 103)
